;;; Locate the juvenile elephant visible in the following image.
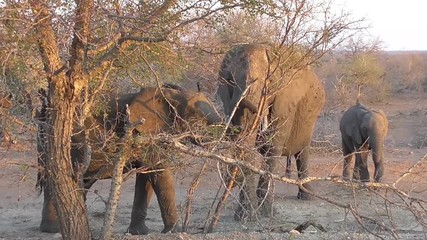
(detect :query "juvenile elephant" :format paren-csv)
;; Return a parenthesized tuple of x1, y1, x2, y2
(339, 102, 388, 182)
(37, 84, 222, 235)
(216, 44, 325, 219)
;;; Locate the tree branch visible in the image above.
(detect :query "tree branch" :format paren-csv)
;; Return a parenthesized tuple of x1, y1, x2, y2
(29, 0, 62, 76)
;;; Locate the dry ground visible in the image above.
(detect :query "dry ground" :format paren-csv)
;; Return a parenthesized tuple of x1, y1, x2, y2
(0, 94, 426, 240)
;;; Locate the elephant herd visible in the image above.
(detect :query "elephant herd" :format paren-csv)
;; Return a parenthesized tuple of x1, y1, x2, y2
(33, 44, 389, 235)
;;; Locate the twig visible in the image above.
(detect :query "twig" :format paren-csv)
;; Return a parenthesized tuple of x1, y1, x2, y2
(205, 166, 239, 233)
(182, 160, 208, 232)
(393, 154, 427, 188)
(99, 104, 143, 240)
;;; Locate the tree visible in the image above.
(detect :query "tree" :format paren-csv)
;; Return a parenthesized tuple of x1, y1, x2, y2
(384, 52, 427, 93)
(330, 36, 387, 103)
(1, 0, 362, 239)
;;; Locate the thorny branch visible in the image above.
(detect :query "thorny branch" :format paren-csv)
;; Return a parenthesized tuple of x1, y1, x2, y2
(144, 132, 427, 237)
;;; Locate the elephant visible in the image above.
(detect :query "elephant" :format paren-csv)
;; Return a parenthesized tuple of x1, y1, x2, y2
(37, 84, 222, 235)
(216, 44, 325, 220)
(339, 102, 388, 182)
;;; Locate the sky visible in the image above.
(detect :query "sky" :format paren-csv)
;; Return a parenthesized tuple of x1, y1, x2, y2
(335, 0, 427, 51)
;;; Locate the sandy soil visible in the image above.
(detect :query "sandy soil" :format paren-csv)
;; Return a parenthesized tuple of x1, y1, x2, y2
(0, 94, 426, 240)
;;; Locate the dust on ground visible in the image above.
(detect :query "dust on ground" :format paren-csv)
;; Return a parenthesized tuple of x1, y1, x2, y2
(0, 93, 426, 240)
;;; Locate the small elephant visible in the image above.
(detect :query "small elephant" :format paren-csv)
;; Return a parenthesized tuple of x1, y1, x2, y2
(37, 84, 222, 235)
(217, 44, 325, 219)
(339, 102, 389, 182)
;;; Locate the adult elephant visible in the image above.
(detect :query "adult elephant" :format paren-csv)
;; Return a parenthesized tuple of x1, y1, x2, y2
(339, 102, 388, 182)
(37, 84, 222, 235)
(217, 44, 325, 220)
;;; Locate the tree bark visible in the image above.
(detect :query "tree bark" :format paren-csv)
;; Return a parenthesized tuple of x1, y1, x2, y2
(30, 0, 92, 239)
(45, 86, 91, 239)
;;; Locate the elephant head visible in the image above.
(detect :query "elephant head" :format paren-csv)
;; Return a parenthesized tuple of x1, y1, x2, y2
(217, 44, 271, 132)
(340, 102, 389, 182)
(127, 85, 222, 135)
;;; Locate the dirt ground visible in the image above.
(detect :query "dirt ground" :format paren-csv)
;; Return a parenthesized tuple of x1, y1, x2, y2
(1, 94, 427, 240)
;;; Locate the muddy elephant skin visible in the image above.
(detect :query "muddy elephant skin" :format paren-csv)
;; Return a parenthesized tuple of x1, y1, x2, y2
(339, 102, 388, 182)
(216, 44, 325, 220)
(38, 85, 222, 235)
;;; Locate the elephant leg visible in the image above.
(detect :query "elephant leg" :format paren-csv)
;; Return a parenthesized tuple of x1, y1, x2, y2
(234, 170, 258, 221)
(234, 189, 246, 221)
(285, 156, 292, 178)
(373, 157, 384, 182)
(357, 145, 370, 182)
(296, 150, 313, 200)
(128, 173, 154, 235)
(342, 138, 354, 181)
(40, 182, 60, 233)
(352, 152, 361, 180)
(151, 169, 179, 234)
(257, 153, 280, 216)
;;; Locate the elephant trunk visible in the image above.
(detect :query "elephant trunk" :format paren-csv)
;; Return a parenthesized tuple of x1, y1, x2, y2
(206, 110, 222, 126)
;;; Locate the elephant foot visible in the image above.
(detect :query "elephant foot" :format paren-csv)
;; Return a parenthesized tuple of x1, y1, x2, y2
(297, 183, 314, 200)
(360, 178, 370, 183)
(343, 176, 351, 182)
(297, 190, 312, 200)
(234, 207, 245, 221)
(260, 203, 278, 217)
(161, 223, 178, 234)
(234, 205, 256, 222)
(40, 220, 60, 233)
(127, 222, 150, 235)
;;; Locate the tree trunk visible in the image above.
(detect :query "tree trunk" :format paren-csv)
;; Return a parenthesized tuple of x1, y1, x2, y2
(45, 83, 91, 240)
(30, 1, 93, 238)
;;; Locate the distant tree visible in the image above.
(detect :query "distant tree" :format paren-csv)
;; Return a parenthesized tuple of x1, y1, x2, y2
(332, 36, 387, 103)
(384, 52, 427, 93)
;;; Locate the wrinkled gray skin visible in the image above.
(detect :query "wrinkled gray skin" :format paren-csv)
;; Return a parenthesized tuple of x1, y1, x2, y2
(217, 44, 325, 220)
(339, 102, 388, 182)
(38, 85, 222, 235)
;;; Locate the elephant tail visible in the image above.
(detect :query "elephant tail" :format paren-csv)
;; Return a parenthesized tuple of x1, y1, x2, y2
(356, 84, 362, 104)
(36, 169, 45, 197)
(35, 124, 47, 197)
(35, 88, 48, 197)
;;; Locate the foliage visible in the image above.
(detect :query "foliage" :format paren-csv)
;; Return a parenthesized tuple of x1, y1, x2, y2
(318, 37, 389, 106)
(342, 51, 388, 102)
(383, 52, 427, 93)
